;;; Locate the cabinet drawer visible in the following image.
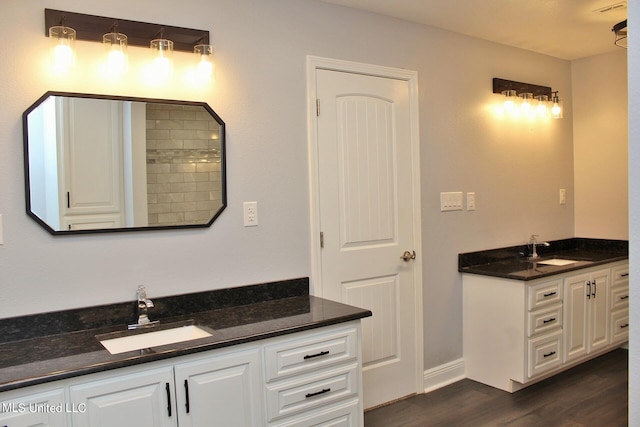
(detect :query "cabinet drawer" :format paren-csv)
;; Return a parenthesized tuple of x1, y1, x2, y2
(610, 309, 629, 344)
(610, 285, 629, 311)
(612, 265, 629, 284)
(264, 326, 357, 382)
(527, 279, 563, 311)
(527, 304, 562, 337)
(271, 400, 359, 427)
(265, 364, 358, 422)
(528, 330, 562, 378)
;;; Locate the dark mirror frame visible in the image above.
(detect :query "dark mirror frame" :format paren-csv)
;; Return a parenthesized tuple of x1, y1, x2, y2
(23, 91, 226, 235)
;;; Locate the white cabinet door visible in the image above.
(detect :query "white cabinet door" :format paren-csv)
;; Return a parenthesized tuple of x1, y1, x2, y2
(174, 348, 263, 427)
(563, 273, 589, 362)
(69, 366, 176, 427)
(564, 269, 611, 363)
(0, 388, 67, 427)
(588, 269, 610, 353)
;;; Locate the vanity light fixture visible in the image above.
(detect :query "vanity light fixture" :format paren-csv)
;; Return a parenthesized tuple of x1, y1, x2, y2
(48, 17, 76, 73)
(612, 19, 627, 48)
(493, 78, 562, 120)
(44, 9, 213, 83)
(102, 24, 128, 77)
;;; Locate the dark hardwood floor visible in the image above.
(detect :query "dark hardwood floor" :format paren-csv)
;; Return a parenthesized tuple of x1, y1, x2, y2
(364, 348, 628, 427)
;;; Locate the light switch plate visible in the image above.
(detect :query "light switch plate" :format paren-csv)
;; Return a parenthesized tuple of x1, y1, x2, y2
(440, 192, 463, 211)
(559, 189, 566, 205)
(466, 192, 476, 210)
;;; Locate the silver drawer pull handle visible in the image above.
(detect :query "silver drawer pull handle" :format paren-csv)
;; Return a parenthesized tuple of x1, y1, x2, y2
(304, 350, 330, 360)
(305, 388, 331, 398)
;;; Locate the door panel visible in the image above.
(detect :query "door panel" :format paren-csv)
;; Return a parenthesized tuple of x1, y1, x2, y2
(316, 68, 419, 408)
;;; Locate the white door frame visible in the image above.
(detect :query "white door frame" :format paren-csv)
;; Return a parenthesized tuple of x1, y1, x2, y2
(306, 55, 424, 395)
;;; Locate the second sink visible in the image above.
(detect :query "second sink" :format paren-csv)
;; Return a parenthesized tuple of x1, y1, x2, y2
(99, 324, 212, 355)
(535, 258, 579, 266)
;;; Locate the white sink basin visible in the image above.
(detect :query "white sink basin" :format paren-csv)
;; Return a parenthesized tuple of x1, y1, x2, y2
(536, 259, 578, 266)
(99, 325, 212, 355)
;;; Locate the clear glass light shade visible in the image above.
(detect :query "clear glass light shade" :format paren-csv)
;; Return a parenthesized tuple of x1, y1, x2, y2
(49, 25, 76, 73)
(551, 92, 563, 119)
(535, 95, 549, 118)
(194, 44, 215, 82)
(520, 93, 534, 115)
(501, 90, 518, 113)
(150, 38, 174, 80)
(103, 32, 128, 76)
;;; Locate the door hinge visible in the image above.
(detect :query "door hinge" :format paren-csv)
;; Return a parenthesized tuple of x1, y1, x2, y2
(320, 231, 324, 248)
(316, 99, 320, 116)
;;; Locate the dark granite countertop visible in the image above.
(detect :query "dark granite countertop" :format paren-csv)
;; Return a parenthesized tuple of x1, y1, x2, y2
(459, 238, 628, 281)
(0, 278, 371, 392)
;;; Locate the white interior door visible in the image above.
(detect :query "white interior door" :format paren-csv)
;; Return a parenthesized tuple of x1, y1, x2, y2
(312, 64, 422, 409)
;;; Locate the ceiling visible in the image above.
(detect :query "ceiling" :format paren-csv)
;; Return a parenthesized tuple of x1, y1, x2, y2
(319, 0, 627, 60)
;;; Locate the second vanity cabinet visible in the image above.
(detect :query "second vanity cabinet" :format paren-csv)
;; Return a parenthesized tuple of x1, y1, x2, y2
(0, 321, 363, 427)
(463, 261, 628, 393)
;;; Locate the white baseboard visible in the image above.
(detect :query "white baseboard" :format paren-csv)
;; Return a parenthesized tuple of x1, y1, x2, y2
(423, 358, 466, 394)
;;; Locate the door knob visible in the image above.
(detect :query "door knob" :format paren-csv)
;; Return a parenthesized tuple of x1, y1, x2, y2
(401, 250, 416, 262)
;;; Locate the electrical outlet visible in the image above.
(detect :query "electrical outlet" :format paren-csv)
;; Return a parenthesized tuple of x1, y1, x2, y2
(243, 202, 258, 226)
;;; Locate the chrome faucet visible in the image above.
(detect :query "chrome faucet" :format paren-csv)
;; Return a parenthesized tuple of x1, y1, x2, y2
(128, 285, 159, 329)
(529, 234, 550, 259)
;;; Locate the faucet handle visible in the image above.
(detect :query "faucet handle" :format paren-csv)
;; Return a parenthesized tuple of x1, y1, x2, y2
(137, 284, 147, 300)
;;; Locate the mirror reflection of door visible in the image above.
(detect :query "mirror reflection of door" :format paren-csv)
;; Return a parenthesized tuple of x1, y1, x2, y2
(23, 93, 226, 234)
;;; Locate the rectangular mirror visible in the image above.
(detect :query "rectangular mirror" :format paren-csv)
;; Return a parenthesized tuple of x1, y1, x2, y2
(23, 92, 226, 234)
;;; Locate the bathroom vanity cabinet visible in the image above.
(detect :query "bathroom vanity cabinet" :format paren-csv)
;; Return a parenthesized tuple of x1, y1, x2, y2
(463, 261, 628, 393)
(0, 322, 363, 427)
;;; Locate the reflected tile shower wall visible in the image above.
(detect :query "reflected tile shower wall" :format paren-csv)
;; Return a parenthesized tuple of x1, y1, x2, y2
(145, 103, 222, 226)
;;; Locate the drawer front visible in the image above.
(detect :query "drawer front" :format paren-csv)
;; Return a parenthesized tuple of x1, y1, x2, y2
(527, 279, 563, 311)
(264, 326, 357, 382)
(528, 330, 562, 378)
(610, 309, 629, 344)
(271, 400, 359, 427)
(527, 304, 562, 337)
(610, 285, 630, 311)
(612, 264, 630, 284)
(265, 364, 358, 422)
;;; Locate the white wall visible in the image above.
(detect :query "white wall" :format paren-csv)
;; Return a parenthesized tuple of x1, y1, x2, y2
(572, 51, 628, 239)
(0, 0, 576, 372)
